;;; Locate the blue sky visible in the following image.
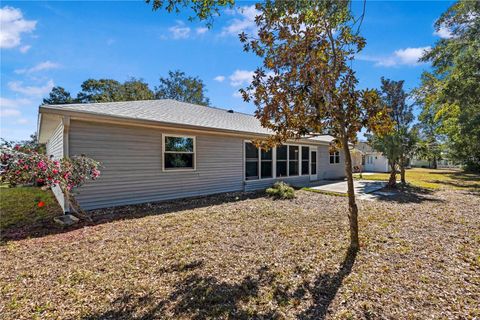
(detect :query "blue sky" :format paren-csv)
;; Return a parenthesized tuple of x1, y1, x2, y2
(1, 1, 453, 141)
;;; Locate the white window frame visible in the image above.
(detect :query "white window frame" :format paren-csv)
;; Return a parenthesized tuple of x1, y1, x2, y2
(329, 151, 340, 165)
(243, 140, 316, 181)
(162, 134, 196, 172)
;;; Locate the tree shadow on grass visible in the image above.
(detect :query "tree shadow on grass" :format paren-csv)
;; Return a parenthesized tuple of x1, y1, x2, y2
(369, 185, 445, 204)
(1, 191, 266, 242)
(83, 263, 280, 320)
(83, 248, 358, 320)
(297, 247, 358, 320)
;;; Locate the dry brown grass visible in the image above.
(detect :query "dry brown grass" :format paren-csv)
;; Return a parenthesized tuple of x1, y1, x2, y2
(1, 187, 479, 319)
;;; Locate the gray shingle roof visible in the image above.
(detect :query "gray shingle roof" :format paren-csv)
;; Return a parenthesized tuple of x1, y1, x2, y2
(41, 99, 333, 143)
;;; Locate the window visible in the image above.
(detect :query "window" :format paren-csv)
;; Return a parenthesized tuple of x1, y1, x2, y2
(261, 148, 273, 179)
(289, 146, 299, 176)
(362, 155, 365, 165)
(301, 146, 309, 175)
(245, 142, 259, 180)
(163, 135, 195, 170)
(311, 151, 317, 175)
(276, 145, 288, 177)
(329, 151, 340, 164)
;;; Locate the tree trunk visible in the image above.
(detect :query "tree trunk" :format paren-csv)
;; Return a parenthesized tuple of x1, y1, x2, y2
(341, 139, 360, 252)
(432, 156, 438, 169)
(400, 155, 406, 185)
(387, 161, 397, 188)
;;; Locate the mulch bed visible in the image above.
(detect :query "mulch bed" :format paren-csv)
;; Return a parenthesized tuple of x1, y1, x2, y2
(1, 189, 479, 319)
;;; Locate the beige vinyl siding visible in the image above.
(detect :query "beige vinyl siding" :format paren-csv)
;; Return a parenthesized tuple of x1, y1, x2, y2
(45, 122, 67, 211)
(317, 145, 345, 179)
(69, 120, 244, 210)
(244, 175, 311, 191)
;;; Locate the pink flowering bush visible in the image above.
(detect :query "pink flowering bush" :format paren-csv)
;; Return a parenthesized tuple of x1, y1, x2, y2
(1, 145, 100, 215)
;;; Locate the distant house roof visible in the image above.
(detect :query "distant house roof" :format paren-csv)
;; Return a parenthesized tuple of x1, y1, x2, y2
(39, 99, 333, 144)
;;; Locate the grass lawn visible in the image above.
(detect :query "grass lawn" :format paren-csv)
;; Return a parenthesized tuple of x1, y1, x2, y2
(354, 167, 480, 190)
(0, 185, 62, 239)
(0, 171, 479, 319)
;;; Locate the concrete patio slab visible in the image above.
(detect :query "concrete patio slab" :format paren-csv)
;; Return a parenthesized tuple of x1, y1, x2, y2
(309, 180, 387, 199)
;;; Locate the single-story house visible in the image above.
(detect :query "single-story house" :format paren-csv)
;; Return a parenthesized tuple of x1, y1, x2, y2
(355, 142, 389, 173)
(38, 99, 346, 212)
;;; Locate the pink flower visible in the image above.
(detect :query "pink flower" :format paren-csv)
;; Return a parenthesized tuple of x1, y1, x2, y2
(24, 165, 29, 170)
(53, 160, 60, 168)
(14, 145, 20, 150)
(37, 161, 47, 171)
(52, 169, 59, 174)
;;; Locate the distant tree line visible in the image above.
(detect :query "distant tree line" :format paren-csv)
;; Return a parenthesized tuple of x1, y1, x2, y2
(43, 70, 210, 106)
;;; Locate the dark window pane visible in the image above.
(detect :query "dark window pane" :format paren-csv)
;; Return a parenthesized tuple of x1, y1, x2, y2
(311, 151, 317, 174)
(289, 161, 299, 176)
(302, 146, 309, 161)
(302, 161, 309, 175)
(261, 161, 272, 178)
(165, 153, 194, 169)
(311, 162, 317, 174)
(277, 145, 287, 160)
(261, 148, 272, 160)
(165, 136, 193, 152)
(276, 161, 287, 177)
(289, 146, 299, 160)
(245, 161, 258, 180)
(336, 154, 340, 163)
(245, 143, 258, 159)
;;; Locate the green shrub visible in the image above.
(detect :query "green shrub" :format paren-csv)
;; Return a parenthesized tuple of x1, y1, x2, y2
(266, 181, 295, 199)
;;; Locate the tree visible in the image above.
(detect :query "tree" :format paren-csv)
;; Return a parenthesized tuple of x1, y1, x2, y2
(155, 70, 210, 106)
(121, 77, 155, 101)
(43, 86, 74, 104)
(417, 0, 480, 171)
(368, 78, 415, 186)
(369, 133, 403, 187)
(147, 0, 234, 26)
(239, 1, 392, 251)
(77, 79, 124, 103)
(1, 133, 46, 155)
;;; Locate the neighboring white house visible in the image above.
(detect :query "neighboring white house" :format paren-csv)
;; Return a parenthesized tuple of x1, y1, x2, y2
(355, 142, 389, 173)
(38, 99, 346, 211)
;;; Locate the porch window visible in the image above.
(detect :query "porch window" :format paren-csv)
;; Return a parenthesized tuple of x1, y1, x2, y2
(261, 148, 273, 179)
(289, 146, 299, 176)
(245, 142, 259, 180)
(329, 151, 340, 164)
(163, 135, 195, 170)
(276, 145, 288, 177)
(301, 146, 309, 175)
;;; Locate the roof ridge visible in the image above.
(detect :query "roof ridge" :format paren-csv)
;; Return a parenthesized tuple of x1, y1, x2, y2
(44, 98, 257, 118)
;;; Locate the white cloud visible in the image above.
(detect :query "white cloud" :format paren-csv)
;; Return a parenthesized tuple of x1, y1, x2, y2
(16, 118, 29, 124)
(0, 6, 37, 49)
(222, 5, 259, 36)
(19, 44, 31, 53)
(229, 69, 254, 86)
(168, 21, 191, 39)
(196, 27, 208, 35)
(393, 47, 431, 65)
(214, 75, 225, 82)
(232, 91, 243, 98)
(358, 46, 431, 67)
(15, 61, 60, 74)
(0, 97, 31, 108)
(433, 25, 453, 39)
(8, 79, 54, 96)
(0, 108, 21, 117)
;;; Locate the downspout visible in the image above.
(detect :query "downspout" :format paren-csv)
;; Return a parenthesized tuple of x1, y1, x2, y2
(62, 116, 70, 213)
